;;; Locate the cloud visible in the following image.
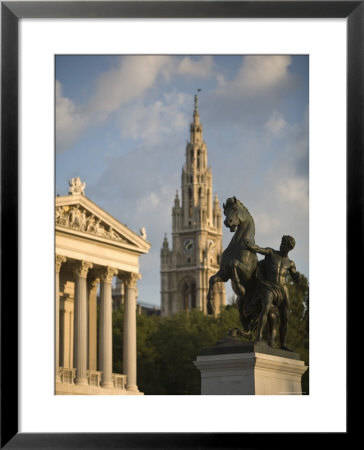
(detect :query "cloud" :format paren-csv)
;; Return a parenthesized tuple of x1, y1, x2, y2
(117, 91, 190, 143)
(56, 55, 300, 154)
(86, 56, 174, 121)
(204, 55, 298, 128)
(234, 55, 293, 95)
(276, 177, 309, 209)
(56, 56, 215, 153)
(56, 57, 174, 153)
(84, 136, 184, 306)
(265, 110, 288, 136)
(176, 55, 214, 78)
(208, 103, 308, 278)
(252, 211, 281, 237)
(56, 55, 309, 306)
(87, 132, 183, 221)
(265, 107, 309, 177)
(56, 80, 86, 151)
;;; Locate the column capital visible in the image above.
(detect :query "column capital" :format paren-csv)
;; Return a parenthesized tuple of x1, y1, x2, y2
(100, 267, 118, 284)
(124, 272, 141, 289)
(55, 255, 66, 273)
(87, 277, 100, 291)
(73, 260, 93, 279)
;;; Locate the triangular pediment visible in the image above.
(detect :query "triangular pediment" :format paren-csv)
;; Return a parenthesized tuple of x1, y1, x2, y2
(56, 194, 150, 253)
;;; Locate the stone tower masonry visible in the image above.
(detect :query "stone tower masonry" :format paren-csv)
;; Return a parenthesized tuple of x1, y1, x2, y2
(160, 95, 226, 316)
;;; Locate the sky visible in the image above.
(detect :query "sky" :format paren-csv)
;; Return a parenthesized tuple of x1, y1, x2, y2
(56, 55, 309, 308)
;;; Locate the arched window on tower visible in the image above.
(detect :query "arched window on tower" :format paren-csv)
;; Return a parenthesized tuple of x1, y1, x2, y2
(191, 282, 196, 309)
(183, 283, 189, 312)
(183, 280, 196, 311)
(188, 187, 193, 218)
(197, 150, 200, 169)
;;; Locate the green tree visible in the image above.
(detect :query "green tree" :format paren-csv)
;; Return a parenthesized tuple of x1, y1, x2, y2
(112, 306, 124, 374)
(136, 313, 162, 393)
(112, 277, 309, 395)
(134, 306, 244, 394)
(286, 273, 309, 394)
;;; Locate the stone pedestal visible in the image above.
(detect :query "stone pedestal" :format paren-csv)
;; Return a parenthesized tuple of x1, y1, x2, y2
(194, 339, 308, 395)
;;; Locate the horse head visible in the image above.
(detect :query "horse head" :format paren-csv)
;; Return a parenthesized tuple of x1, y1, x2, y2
(223, 196, 248, 232)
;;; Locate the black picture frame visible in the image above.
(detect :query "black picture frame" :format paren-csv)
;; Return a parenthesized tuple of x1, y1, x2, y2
(1, 1, 356, 447)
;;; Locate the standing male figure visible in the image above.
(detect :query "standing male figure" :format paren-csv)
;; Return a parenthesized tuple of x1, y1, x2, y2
(245, 235, 300, 350)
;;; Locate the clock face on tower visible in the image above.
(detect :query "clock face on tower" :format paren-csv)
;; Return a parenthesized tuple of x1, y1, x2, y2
(183, 238, 194, 253)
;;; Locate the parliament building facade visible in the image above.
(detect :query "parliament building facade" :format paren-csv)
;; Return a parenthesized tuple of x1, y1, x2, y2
(55, 178, 150, 394)
(160, 96, 226, 317)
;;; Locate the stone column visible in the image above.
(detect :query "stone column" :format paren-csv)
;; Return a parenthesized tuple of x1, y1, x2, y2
(88, 277, 99, 371)
(99, 267, 118, 388)
(123, 273, 141, 392)
(55, 255, 66, 382)
(73, 260, 93, 386)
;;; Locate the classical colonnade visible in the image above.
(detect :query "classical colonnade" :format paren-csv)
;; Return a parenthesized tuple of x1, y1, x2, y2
(55, 255, 140, 393)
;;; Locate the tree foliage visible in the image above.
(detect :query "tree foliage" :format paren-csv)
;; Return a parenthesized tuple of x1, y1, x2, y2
(286, 273, 309, 394)
(112, 275, 309, 395)
(136, 307, 241, 395)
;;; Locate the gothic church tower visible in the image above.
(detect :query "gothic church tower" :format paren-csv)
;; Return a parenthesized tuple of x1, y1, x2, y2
(160, 95, 226, 316)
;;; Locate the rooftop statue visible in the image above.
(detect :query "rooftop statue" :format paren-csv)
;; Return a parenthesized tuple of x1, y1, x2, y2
(140, 227, 147, 240)
(69, 177, 86, 195)
(207, 197, 301, 350)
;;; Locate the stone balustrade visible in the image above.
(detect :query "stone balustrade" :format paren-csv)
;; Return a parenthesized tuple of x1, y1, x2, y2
(86, 370, 103, 387)
(113, 373, 127, 390)
(58, 367, 128, 392)
(59, 367, 77, 385)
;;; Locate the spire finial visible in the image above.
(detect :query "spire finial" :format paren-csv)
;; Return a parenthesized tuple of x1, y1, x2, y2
(174, 190, 180, 207)
(162, 233, 169, 251)
(194, 89, 202, 114)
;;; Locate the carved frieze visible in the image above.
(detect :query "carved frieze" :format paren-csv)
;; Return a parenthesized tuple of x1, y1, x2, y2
(56, 204, 127, 243)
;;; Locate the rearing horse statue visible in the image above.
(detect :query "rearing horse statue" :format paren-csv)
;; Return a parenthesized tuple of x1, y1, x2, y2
(207, 197, 258, 337)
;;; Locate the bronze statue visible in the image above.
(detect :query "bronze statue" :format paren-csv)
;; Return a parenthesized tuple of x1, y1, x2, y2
(207, 196, 300, 350)
(244, 235, 301, 350)
(207, 197, 258, 338)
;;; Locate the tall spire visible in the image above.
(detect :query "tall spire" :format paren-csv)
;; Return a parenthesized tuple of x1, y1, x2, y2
(160, 90, 226, 317)
(162, 233, 169, 249)
(174, 190, 180, 207)
(190, 93, 202, 144)
(194, 94, 199, 112)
